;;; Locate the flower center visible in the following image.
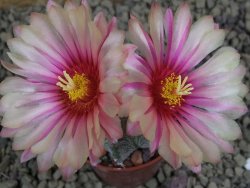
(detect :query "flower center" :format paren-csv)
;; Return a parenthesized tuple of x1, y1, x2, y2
(56, 71, 90, 102)
(160, 73, 193, 107)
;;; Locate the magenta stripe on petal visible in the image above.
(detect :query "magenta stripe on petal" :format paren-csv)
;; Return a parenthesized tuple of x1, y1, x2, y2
(178, 109, 234, 153)
(171, 21, 191, 70)
(136, 55, 153, 74)
(150, 115, 163, 153)
(164, 8, 174, 66)
(123, 82, 150, 97)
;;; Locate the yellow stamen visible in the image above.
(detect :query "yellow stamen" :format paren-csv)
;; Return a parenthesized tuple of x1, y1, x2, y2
(56, 71, 90, 101)
(161, 73, 193, 107)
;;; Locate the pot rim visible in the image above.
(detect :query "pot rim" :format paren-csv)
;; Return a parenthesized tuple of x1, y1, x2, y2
(92, 155, 163, 172)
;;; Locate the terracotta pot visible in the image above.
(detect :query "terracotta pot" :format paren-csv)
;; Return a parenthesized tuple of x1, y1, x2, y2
(92, 156, 163, 188)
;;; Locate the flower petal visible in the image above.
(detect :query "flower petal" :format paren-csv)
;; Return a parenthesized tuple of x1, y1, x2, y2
(12, 109, 64, 150)
(99, 110, 123, 142)
(0, 77, 36, 95)
(184, 107, 242, 141)
(181, 109, 234, 153)
(99, 93, 119, 117)
(21, 149, 36, 163)
(48, 6, 79, 61)
(189, 47, 240, 80)
(100, 76, 121, 93)
(158, 125, 181, 169)
(2, 101, 62, 129)
(129, 95, 153, 122)
(185, 96, 247, 119)
(67, 117, 89, 169)
(168, 118, 192, 157)
(169, 3, 192, 66)
(128, 16, 155, 69)
(149, 2, 164, 66)
(179, 29, 225, 73)
(177, 117, 221, 163)
(139, 110, 157, 141)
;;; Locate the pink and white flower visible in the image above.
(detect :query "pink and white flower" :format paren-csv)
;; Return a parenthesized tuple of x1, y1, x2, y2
(124, 3, 248, 171)
(0, 0, 125, 178)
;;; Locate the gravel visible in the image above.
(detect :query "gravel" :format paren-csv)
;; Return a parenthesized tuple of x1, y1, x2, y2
(0, 0, 250, 187)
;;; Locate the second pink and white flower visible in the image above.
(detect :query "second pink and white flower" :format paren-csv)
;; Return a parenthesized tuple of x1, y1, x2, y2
(124, 3, 248, 171)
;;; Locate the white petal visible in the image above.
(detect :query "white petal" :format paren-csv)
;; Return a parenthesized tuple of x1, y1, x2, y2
(179, 117, 221, 163)
(186, 107, 241, 141)
(99, 94, 119, 117)
(128, 95, 152, 122)
(2, 101, 61, 128)
(149, 2, 164, 65)
(139, 110, 157, 141)
(180, 29, 225, 73)
(99, 76, 121, 93)
(176, 16, 214, 65)
(0, 77, 36, 95)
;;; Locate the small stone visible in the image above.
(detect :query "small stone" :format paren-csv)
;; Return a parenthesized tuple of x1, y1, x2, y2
(21, 182, 33, 188)
(37, 181, 47, 188)
(137, 186, 146, 188)
(79, 173, 88, 183)
(246, 12, 250, 20)
(196, 0, 205, 8)
(198, 174, 208, 186)
(94, 182, 103, 188)
(239, 140, 248, 151)
(84, 183, 94, 188)
(235, 167, 244, 176)
(212, 7, 221, 17)
(244, 171, 250, 180)
(57, 181, 64, 188)
(163, 164, 172, 177)
(170, 173, 188, 188)
(221, 0, 229, 6)
(246, 20, 250, 32)
(207, 0, 215, 8)
(0, 180, 18, 188)
(38, 171, 52, 180)
(89, 0, 100, 7)
(223, 179, 231, 188)
(156, 169, 165, 183)
(208, 182, 217, 188)
(187, 177, 194, 188)
(48, 181, 58, 188)
(145, 178, 158, 188)
(232, 37, 239, 47)
(53, 169, 61, 180)
(194, 185, 203, 188)
(87, 172, 99, 181)
(243, 115, 250, 126)
(8, 14, 14, 22)
(101, 0, 112, 8)
(0, 156, 10, 171)
(234, 154, 246, 167)
(27, 161, 37, 176)
(66, 174, 77, 182)
(131, 150, 143, 166)
(0, 32, 11, 42)
(225, 168, 234, 177)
